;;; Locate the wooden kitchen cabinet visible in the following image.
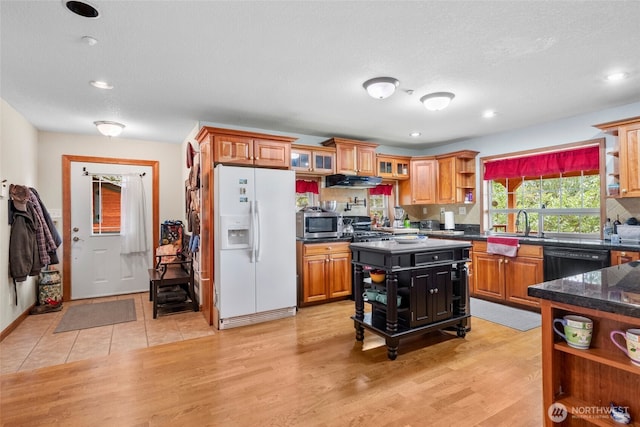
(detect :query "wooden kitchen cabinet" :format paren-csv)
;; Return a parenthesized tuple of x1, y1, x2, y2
(436, 150, 479, 204)
(407, 265, 453, 327)
(595, 116, 640, 198)
(377, 154, 410, 180)
(291, 144, 335, 175)
(611, 249, 640, 265)
(321, 138, 378, 176)
(197, 126, 295, 169)
(296, 241, 352, 306)
(472, 241, 543, 308)
(399, 157, 437, 205)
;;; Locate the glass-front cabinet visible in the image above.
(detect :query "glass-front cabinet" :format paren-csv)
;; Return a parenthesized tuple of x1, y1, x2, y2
(291, 144, 335, 175)
(377, 154, 410, 180)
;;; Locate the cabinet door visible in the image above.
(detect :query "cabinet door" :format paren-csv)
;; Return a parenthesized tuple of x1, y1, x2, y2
(410, 159, 436, 204)
(472, 251, 505, 299)
(329, 252, 352, 298)
(302, 254, 329, 303)
(620, 123, 640, 197)
(611, 250, 640, 265)
(410, 265, 452, 327)
(357, 146, 377, 176)
(377, 157, 395, 178)
(253, 138, 290, 168)
(505, 256, 543, 307)
(214, 135, 253, 165)
(291, 148, 312, 172)
(437, 156, 456, 204)
(312, 151, 335, 175)
(335, 144, 357, 174)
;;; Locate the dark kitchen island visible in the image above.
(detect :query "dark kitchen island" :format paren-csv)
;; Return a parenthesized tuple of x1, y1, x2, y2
(350, 237, 472, 360)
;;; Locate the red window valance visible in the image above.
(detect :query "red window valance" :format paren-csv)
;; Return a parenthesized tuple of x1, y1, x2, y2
(368, 184, 393, 196)
(295, 179, 319, 194)
(483, 146, 599, 180)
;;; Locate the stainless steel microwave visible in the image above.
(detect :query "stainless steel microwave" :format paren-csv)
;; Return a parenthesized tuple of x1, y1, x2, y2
(296, 210, 340, 239)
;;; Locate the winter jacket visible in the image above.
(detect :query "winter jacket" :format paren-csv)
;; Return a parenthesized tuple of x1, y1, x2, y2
(9, 205, 42, 283)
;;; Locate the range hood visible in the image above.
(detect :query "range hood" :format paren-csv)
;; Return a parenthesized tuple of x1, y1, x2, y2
(325, 174, 383, 188)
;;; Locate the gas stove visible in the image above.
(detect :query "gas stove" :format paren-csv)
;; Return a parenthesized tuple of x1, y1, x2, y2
(351, 231, 393, 242)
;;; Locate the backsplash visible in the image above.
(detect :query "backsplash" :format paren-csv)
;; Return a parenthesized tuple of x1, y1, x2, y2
(606, 198, 640, 223)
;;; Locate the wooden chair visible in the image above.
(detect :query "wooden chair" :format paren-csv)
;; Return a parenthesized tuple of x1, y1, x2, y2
(148, 249, 198, 319)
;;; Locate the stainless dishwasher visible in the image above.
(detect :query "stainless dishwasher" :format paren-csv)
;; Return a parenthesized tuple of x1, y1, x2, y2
(543, 246, 610, 281)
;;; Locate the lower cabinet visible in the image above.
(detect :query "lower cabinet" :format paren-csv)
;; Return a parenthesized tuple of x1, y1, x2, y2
(472, 241, 543, 308)
(406, 265, 453, 327)
(296, 241, 352, 306)
(611, 249, 640, 265)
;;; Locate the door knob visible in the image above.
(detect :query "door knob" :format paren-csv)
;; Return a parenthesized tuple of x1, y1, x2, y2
(73, 227, 79, 232)
(73, 236, 82, 242)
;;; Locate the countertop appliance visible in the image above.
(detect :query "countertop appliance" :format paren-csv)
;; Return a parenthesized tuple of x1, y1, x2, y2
(393, 206, 405, 228)
(214, 164, 296, 329)
(325, 174, 382, 188)
(296, 207, 340, 239)
(543, 246, 610, 282)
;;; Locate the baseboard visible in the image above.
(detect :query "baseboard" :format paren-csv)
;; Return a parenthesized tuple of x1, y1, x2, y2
(0, 304, 34, 342)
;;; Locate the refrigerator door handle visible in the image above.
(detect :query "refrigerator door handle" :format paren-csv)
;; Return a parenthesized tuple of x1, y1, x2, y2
(255, 200, 262, 262)
(249, 201, 256, 263)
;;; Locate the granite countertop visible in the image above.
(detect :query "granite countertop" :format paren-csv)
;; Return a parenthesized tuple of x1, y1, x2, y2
(349, 237, 472, 254)
(528, 261, 640, 318)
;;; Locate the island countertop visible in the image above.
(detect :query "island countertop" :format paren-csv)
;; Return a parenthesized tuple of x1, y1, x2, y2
(528, 260, 640, 318)
(349, 237, 472, 255)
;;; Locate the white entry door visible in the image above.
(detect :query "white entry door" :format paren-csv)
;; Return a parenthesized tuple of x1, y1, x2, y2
(70, 161, 153, 299)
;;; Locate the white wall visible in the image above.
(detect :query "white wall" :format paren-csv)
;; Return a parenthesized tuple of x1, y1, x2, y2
(1, 99, 39, 331)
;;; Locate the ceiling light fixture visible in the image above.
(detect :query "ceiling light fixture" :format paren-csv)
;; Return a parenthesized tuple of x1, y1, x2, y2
(606, 72, 629, 82)
(363, 77, 400, 99)
(410, 132, 421, 137)
(81, 35, 98, 46)
(483, 110, 497, 118)
(420, 92, 455, 111)
(94, 121, 125, 137)
(90, 80, 113, 89)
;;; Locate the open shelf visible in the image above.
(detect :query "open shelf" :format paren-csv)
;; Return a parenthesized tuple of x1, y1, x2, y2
(554, 341, 640, 375)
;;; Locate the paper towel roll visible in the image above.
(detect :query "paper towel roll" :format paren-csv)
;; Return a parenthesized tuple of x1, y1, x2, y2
(444, 211, 455, 230)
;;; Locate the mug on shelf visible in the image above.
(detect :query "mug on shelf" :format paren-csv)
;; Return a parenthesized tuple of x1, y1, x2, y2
(363, 289, 379, 302)
(610, 328, 640, 366)
(553, 315, 593, 349)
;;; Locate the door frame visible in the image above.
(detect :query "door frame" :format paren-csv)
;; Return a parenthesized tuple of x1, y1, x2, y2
(62, 155, 159, 301)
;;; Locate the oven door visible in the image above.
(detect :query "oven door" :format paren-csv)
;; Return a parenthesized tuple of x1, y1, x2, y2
(543, 246, 610, 281)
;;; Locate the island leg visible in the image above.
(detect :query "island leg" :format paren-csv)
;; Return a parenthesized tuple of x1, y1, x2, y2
(386, 337, 399, 360)
(355, 321, 364, 341)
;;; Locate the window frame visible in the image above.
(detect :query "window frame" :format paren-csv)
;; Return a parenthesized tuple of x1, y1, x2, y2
(480, 138, 606, 238)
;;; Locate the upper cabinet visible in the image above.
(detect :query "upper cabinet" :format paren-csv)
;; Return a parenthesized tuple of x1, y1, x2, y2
(377, 154, 410, 180)
(196, 127, 295, 169)
(399, 157, 437, 205)
(321, 138, 378, 176)
(435, 150, 479, 204)
(291, 144, 335, 175)
(595, 116, 640, 198)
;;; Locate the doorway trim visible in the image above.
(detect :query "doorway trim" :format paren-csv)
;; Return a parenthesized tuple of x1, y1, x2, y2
(62, 155, 159, 301)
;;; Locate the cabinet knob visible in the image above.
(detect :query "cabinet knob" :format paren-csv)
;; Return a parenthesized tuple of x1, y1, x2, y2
(621, 252, 627, 256)
(622, 188, 628, 193)
(255, 157, 259, 160)
(504, 259, 509, 264)
(434, 288, 439, 293)
(429, 289, 434, 294)
(433, 255, 439, 260)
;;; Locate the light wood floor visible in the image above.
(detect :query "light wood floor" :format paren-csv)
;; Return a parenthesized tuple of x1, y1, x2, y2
(1, 299, 543, 426)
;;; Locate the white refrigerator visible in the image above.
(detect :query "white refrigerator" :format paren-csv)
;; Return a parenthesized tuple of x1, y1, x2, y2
(213, 164, 297, 329)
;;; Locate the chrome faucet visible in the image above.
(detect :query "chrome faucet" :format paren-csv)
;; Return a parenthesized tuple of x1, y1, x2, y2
(516, 209, 531, 237)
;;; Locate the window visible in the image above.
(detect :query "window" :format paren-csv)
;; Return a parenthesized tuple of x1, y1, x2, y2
(483, 140, 604, 238)
(92, 175, 122, 234)
(295, 178, 319, 210)
(369, 194, 386, 220)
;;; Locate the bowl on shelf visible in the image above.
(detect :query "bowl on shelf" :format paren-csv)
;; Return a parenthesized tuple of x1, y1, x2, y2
(320, 200, 337, 212)
(369, 269, 386, 283)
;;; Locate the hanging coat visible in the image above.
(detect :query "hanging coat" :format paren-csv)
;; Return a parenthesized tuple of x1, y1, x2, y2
(9, 206, 42, 304)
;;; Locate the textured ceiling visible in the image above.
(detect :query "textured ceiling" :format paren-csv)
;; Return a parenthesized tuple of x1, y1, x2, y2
(1, 1, 639, 149)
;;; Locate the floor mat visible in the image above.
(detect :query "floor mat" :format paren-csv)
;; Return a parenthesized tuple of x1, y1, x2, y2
(54, 299, 136, 333)
(470, 297, 541, 331)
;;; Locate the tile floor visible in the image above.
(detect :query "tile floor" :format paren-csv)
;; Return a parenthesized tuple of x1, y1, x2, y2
(0, 292, 213, 374)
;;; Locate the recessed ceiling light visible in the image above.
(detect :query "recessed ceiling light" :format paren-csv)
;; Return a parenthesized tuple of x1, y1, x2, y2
(483, 110, 497, 118)
(64, 1, 99, 18)
(606, 72, 629, 82)
(90, 80, 113, 90)
(410, 132, 421, 137)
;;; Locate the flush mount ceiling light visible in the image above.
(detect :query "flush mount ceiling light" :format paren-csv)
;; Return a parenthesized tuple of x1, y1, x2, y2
(90, 80, 113, 89)
(483, 110, 497, 118)
(94, 121, 125, 137)
(606, 72, 629, 82)
(420, 92, 455, 111)
(363, 77, 400, 99)
(409, 132, 422, 137)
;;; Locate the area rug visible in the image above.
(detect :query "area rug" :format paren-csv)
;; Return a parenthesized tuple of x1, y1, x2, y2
(54, 299, 136, 333)
(470, 297, 541, 331)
